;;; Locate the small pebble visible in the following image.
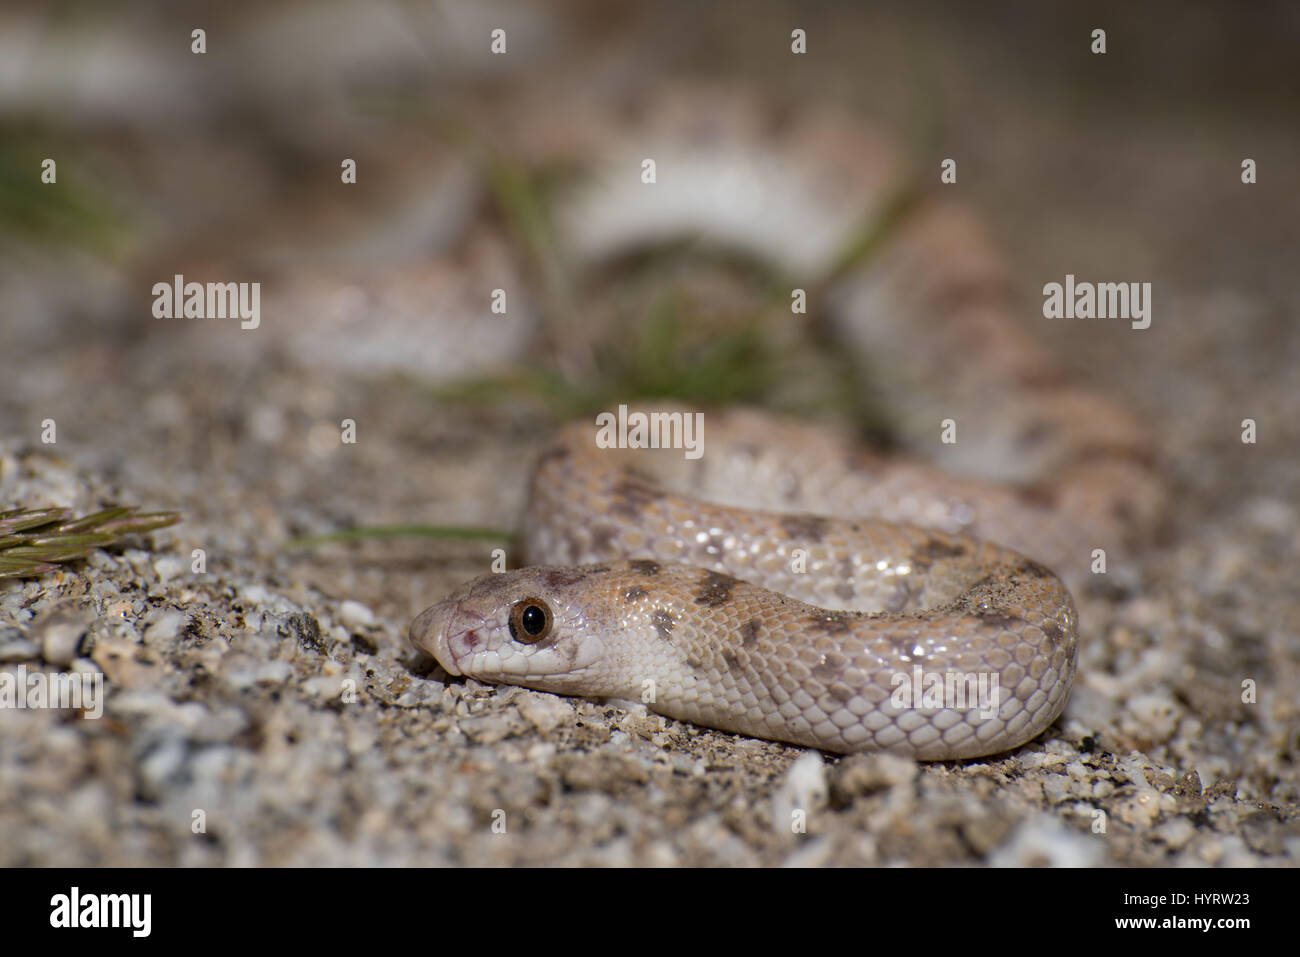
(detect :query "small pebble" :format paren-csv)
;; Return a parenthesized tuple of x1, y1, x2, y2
(303, 673, 347, 702)
(255, 660, 293, 685)
(1122, 692, 1180, 743)
(0, 634, 39, 662)
(152, 555, 185, 583)
(338, 600, 376, 632)
(142, 609, 185, 646)
(772, 750, 827, 835)
(989, 816, 1102, 867)
(1153, 816, 1196, 850)
(516, 692, 572, 734)
(40, 617, 88, 667)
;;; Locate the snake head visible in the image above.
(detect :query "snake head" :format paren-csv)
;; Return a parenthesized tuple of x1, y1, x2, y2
(409, 564, 629, 696)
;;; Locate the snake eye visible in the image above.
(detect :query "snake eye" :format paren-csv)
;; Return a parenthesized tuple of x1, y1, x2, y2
(508, 597, 553, 644)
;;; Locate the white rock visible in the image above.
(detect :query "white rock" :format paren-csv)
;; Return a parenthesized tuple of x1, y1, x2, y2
(152, 555, 185, 584)
(40, 618, 86, 666)
(515, 692, 572, 733)
(1041, 774, 1071, 804)
(304, 673, 347, 701)
(1153, 816, 1196, 850)
(338, 600, 376, 632)
(255, 660, 293, 685)
(0, 635, 38, 661)
(1122, 692, 1180, 743)
(772, 750, 827, 835)
(989, 816, 1103, 867)
(143, 609, 185, 645)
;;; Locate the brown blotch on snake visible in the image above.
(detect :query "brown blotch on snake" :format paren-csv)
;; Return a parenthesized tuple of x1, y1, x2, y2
(912, 538, 969, 569)
(609, 478, 661, 519)
(651, 609, 676, 641)
(1066, 443, 1157, 470)
(740, 618, 762, 648)
(840, 450, 878, 480)
(811, 652, 848, 681)
(1016, 482, 1060, 508)
(827, 683, 855, 703)
(1015, 421, 1055, 450)
(977, 610, 1026, 630)
(1014, 366, 1068, 390)
(780, 514, 830, 543)
(695, 571, 740, 608)
(926, 275, 1013, 317)
(535, 443, 571, 467)
(543, 568, 592, 589)
(1111, 499, 1137, 525)
(628, 558, 661, 577)
(589, 523, 619, 555)
(809, 611, 856, 635)
(1013, 559, 1057, 581)
(623, 584, 648, 603)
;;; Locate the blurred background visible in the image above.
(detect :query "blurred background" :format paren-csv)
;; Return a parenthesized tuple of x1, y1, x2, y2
(3, 0, 1298, 494)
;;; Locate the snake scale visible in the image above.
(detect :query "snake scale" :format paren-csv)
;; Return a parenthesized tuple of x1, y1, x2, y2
(408, 89, 1163, 759)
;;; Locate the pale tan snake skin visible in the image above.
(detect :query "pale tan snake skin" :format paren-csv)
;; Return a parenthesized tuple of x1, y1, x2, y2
(408, 90, 1163, 759)
(412, 414, 1081, 758)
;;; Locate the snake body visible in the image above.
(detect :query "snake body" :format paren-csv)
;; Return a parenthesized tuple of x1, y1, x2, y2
(411, 415, 1080, 757)
(406, 90, 1162, 758)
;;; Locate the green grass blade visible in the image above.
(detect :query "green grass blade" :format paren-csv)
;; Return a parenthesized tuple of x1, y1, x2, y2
(290, 524, 514, 548)
(0, 506, 180, 580)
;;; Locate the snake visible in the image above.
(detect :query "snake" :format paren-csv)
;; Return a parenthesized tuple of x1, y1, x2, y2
(412, 410, 1086, 758)
(398, 88, 1163, 758)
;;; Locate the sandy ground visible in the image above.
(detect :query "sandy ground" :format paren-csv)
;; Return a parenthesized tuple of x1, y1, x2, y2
(1, 0, 1297, 865)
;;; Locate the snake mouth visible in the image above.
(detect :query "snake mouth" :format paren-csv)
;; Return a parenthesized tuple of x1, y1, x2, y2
(409, 600, 486, 677)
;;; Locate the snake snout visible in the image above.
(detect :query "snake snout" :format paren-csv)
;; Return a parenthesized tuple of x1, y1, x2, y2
(409, 600, 488, 677)
(408, 603, 449, 665)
